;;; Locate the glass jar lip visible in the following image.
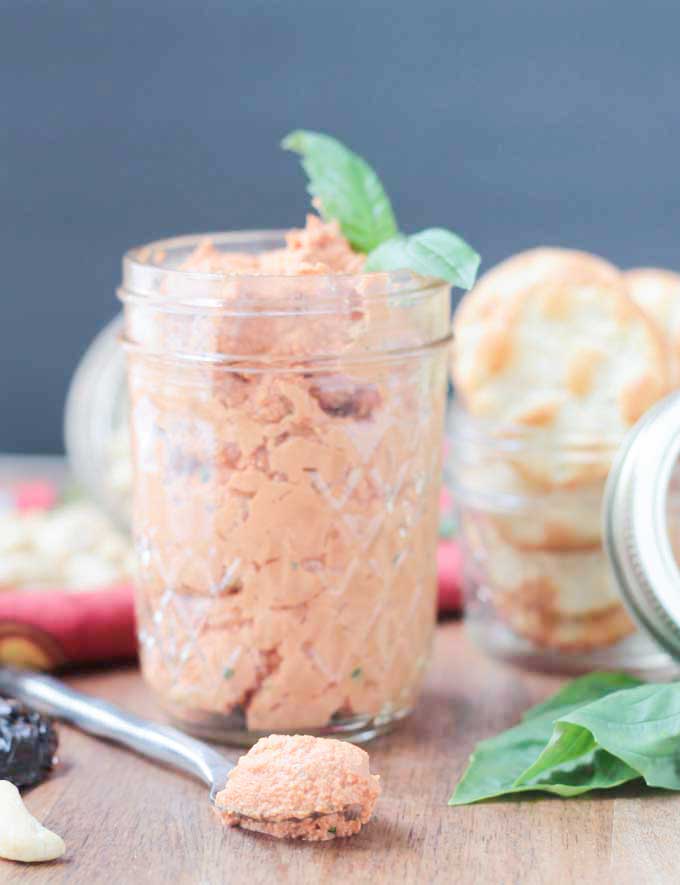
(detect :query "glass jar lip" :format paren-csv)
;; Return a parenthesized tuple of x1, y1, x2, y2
(603, 390, 680, 661)
(448, 399, 625, 454)
(121, 229, 444, 310)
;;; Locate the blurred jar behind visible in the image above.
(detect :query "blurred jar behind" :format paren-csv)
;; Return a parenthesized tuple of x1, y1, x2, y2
(447, 400, 677, 675)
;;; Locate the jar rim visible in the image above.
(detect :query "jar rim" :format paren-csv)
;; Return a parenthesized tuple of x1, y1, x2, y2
(121, 229, 444, 311)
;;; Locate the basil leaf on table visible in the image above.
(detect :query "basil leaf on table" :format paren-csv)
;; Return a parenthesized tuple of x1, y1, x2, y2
(514, 682, 680, 794)
(559, 683, 680, 790)
(514, 723, 639, 795)
(282, 129, 398, 253)
(365, 229, 481, 290)
(520, 672, 642, 721)
(450, 673, 643, 806)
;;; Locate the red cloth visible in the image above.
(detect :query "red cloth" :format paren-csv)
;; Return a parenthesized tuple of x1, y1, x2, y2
(0, 478, 462, 668)
(437, 540, 463, 613)
(0, 585, 137, 669)
(13, 480, 58, 513)
(0, 545, 462, 669)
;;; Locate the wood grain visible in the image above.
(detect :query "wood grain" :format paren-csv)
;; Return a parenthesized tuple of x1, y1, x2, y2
(3, 621, 678, 885)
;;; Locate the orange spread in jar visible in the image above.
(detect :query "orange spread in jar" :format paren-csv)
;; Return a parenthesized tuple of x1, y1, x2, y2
(126, 216, 445, 733)
(185, 214, 365, 276)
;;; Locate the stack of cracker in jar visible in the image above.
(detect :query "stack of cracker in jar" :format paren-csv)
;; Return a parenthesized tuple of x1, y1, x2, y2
(451, 248, 680, 653)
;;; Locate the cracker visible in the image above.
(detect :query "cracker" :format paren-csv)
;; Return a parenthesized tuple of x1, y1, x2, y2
(452, 251, 668, 486)
(462, 517, 634, 650)
(625, 267, 680, 383)
(462, 246, 621, 310)
(469, 517, 618, 616)
(495, 595, 634, 652)
(454, 457, 605, 549)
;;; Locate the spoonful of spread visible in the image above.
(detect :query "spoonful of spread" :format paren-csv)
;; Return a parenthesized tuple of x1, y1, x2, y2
(0, 668, 380, 843)
(214, 734, 380, 841)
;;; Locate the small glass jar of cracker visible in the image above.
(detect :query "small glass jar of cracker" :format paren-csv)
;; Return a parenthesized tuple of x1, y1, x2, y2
(449, 247, 679, 674)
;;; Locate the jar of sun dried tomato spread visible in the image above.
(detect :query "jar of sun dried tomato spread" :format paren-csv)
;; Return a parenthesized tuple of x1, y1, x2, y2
(118, 224, 451, 744)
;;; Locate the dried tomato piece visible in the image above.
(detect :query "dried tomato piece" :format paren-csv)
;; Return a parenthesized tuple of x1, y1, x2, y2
(309, 376, 381, 419)
(0, 699, 58, 789)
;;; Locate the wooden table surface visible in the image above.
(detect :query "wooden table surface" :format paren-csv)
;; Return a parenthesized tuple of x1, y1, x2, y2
(4, 620, 678, 885)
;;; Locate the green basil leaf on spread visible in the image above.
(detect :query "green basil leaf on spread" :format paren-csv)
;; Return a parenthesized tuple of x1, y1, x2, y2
(282, 129, 398, 253)
(365, 229, 480, 290)
(450, 672, 643, 806)
(282, 129, 480, 289)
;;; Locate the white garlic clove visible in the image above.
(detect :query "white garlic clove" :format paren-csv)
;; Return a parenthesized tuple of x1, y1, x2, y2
(0, 781, 65, 863)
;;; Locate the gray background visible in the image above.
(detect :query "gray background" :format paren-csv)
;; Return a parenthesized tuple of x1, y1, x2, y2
(2, 0, 679, 452)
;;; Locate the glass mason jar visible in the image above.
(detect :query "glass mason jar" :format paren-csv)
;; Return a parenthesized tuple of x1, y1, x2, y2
(447, 400, 675, 676)
(64, 314, 131, 531)
(118, 231, 451, 745)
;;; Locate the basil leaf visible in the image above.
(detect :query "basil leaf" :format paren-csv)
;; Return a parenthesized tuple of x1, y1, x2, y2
(514, 722, 639, 794)
(516, 722, 598, 781)
(282, 130, 398, 253)
(520, 748, 639, 797)
(363, 234, 407, 269)
(365, 228, 480, 290)
(560, 683, 680, 790)
(282, 130, 482, 287)
(450, 673, 643, 806)
(450, 715, 566, 806)
(521, 672, 643, 722)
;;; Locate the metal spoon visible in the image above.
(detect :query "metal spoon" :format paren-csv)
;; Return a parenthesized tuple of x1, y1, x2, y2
(0, 667, 233, 805)
(0, 668, 372, 836)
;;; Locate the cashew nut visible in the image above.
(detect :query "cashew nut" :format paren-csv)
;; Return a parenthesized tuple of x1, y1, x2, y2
(0, 780, 65, 863)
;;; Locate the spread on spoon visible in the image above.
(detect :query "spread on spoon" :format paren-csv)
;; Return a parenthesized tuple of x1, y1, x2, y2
(213, 734, 380, 841)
